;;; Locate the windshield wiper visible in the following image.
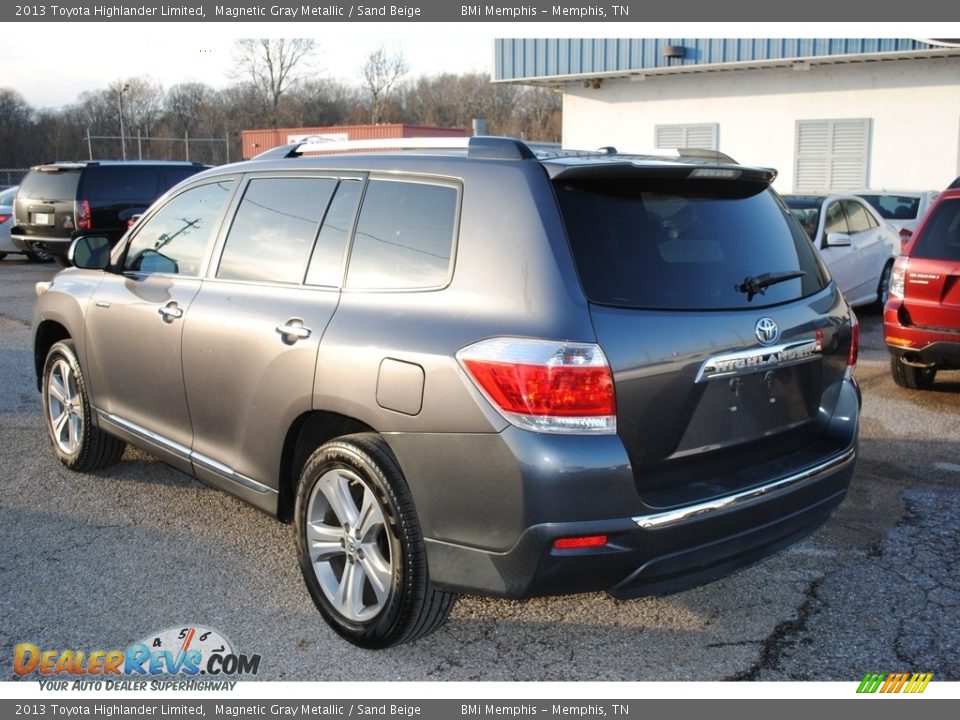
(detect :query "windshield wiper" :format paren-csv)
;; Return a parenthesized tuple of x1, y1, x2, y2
(736, 270, 806, 302)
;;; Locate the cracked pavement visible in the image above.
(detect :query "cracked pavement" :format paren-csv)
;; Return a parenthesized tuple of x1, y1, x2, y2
(1, 260, 958, 684)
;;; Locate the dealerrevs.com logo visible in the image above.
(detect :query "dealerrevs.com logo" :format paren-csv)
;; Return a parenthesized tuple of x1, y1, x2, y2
(14, 626, 261, 691)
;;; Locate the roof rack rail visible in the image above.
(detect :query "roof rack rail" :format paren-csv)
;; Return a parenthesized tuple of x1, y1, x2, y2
(252, 135, 537, 162)
(676, 147, 739, 164)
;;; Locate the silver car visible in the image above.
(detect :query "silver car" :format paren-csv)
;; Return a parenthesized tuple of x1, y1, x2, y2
(33, 137, 861, 647)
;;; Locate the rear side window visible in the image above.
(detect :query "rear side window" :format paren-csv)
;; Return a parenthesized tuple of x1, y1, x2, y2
(913, 199, 960, 261)
(81, 167, 161, 202)
(345, 179, 458, 290)
(218, 177, 337, 284)
(18, 169, 81, 201)
(558, 180, 827, 310)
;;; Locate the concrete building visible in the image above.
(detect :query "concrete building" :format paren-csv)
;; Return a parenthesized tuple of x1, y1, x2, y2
(494, 39, 960, 192)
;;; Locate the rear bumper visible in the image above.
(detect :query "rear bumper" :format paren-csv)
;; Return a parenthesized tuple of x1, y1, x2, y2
(423, 444, 854, 598)
(10, 231, 73, 257)
(884, 301, 960, 368)
(395, 376, 860, 599)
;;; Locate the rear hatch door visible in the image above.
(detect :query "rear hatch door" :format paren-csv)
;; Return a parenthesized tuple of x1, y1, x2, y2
(13, 165, 82, 239)
(552, 163, 853, 502)
(903, 196, 960, 331)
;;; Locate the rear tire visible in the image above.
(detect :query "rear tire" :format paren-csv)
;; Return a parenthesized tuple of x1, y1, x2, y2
(42, 340, 126, 471)
(26, 249, 54, 263)
(0, 252, 7, 261)
(872, 261, 893, 313)
(295, 433, 457, 648)
(890, 354, 936, 390)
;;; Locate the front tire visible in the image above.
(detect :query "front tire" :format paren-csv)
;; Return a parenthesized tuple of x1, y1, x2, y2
(890, 353, 936, 390)
(295, 433, 457, 648)
(42, 340, 126, 471)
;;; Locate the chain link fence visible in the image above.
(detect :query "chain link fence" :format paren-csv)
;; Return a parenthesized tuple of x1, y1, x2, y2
(86, 133, 232, 165)
(0, 169, 29, 189)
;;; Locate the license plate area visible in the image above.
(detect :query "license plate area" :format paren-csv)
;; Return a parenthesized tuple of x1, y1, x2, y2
(31, 212, 53, 226)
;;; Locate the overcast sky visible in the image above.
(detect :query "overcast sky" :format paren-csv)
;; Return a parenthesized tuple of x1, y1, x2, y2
(4, 22, 958, 109)
(1, 24, 494, 109)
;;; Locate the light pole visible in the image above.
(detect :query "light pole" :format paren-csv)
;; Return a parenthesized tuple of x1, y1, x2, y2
(118, 83, 129, 160)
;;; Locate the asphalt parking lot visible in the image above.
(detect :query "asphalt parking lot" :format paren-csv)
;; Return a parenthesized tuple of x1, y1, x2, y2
(1, 258, 958, 683)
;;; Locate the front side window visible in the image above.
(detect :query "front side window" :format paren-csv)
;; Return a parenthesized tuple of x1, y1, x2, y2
(345, 179, 458, 290)
(823, 202, 849, 238)
(218, 177, 337, 284)
(124, 180, 235, 276)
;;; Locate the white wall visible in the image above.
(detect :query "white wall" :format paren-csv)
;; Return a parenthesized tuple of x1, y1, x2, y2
(561, 58, 960, 192)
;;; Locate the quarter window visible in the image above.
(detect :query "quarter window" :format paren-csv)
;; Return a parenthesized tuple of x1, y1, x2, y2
(218, 177, 337, 284)
(345, 180, 457, 290)
(124, 180, 235, 276)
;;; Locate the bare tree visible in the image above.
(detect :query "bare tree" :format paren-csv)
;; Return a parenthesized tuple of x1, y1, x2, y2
(231, 39, 318, 128)
(361, 46, 408, 124)
(165, 82, 212, 136)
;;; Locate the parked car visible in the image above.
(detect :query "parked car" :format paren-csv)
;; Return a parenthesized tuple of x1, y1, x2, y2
(33, 137, 860, 648)
(783, 194, 901, 309)
(11, 160, 208, 265)
(854, 189, 939, 243)
(884, 187, 960, 389)
(1, 186, 51, 262)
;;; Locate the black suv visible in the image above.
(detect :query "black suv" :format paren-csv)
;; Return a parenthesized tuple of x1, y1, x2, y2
(12, 160, 207, 264)
(34, 137, 860, 648)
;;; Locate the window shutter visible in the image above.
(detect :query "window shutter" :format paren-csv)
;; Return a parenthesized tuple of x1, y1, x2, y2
(795, 119, 870, 192)
(655, 124, 718, 151)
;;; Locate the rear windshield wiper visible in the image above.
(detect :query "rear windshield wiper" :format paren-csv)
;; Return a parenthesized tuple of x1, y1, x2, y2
(736, 270, 806, 302)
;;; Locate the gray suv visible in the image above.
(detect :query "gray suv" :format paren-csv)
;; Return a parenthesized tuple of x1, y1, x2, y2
(32, 137, 860, 648)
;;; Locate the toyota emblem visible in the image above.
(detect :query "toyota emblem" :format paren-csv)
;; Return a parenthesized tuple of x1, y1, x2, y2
(755, 317, 780, 345)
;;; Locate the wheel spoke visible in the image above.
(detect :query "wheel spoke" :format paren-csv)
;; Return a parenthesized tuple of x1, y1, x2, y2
(356, 486, 382, 541)
(337, 559, 366, 617)
(67, 414, 81, 450)
(319, 471, 360, 527)
(54, 412, 68, 443)
(306, 521, 346, 562)
(359, 546, 392, 606)
(48, 373, 68, 405)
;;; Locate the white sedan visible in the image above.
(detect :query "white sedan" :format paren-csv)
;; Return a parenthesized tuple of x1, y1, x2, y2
(783, 194, 901, 309)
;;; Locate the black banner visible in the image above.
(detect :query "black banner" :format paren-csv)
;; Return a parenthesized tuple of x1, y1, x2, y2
(4, 0, 959, 22)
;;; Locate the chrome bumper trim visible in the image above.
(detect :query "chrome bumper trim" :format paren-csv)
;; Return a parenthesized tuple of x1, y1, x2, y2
(633, 446, 856, 530)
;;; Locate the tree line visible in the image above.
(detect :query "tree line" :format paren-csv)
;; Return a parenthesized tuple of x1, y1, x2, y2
(0, 40, 561, 168)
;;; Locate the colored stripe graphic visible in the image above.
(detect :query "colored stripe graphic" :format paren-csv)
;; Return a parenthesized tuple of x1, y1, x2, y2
(857, 672, 932, 694)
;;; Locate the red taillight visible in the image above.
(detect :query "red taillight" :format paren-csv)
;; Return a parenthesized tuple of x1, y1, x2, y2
(899, 227, 912, 243)
(0, 213, 10, 224)
(457, 338, 616, 434)
(76, 199, 91, 231)
(847, 310, 859, 369)
(554, 535, 608, 550)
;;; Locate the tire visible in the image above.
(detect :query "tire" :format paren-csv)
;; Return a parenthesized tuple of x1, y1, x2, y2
(890, 353, 936, 390)
(42, 340, 126, 471)
(0, 252, 7, 261)
(54, 255, 71, 268)
(26, 249, 54, 263)
(295, 433, 457, 648)
(872, 261, 893, 313)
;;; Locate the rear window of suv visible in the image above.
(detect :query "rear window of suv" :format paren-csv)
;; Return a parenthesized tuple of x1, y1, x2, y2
(557, 179, 828, 310)
(912, 198, 960, 261)
(17, 168, 81, 200)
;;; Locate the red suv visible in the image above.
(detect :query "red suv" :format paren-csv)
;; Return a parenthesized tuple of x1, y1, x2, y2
(884, 187, 960, 388)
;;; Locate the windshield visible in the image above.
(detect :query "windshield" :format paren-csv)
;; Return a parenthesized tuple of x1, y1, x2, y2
(558, 180, 829, 310)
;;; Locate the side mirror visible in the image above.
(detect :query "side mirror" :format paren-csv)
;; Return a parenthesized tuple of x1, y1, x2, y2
(825, 232, 852, 247)
(68, 235, 112, 270)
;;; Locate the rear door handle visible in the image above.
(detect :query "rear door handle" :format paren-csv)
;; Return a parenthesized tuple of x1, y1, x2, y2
(158, 302, 184, 323)
(276, 319, 312, 345)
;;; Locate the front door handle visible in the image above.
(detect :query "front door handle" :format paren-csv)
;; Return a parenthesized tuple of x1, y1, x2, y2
(276, 318, 312, 345)
(158, 302, 184, 323)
